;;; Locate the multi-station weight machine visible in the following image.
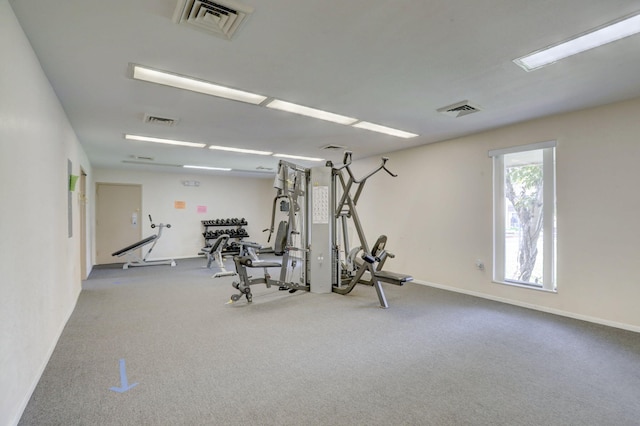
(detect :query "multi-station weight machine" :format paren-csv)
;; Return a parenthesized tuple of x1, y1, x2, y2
(228, 152, 412, 308)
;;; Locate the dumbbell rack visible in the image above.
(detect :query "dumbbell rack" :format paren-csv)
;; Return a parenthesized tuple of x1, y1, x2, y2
(201, 218, 249, 254)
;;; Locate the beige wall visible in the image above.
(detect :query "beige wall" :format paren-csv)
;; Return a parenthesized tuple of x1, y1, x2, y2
(0, 1, 92, 423)
(354, 97, 640, 331)
(92, 169, 275, 262)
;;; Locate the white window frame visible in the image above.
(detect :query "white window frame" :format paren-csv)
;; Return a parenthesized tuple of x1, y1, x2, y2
(489, 141, 556, 292)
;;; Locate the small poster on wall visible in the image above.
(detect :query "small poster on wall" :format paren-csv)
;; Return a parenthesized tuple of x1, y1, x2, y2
(197, 205, 207, 214)
(174, 201, 186, 209)
(312, 186, 329, 224)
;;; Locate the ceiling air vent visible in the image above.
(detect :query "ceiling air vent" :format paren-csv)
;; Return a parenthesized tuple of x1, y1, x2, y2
(321, 144, 347, 151)
(437, 100, 482, 118)
(130, 155, 155, 161)
(173, 0, 254, 40)
(143, 114, 178, 127)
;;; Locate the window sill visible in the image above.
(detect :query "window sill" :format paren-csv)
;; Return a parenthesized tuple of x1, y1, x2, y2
(492, 280, 557, 294)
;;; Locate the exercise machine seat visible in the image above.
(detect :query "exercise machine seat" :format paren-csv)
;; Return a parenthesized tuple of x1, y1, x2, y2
(236, 256, 282, 269)
(373, 270, 413, 286)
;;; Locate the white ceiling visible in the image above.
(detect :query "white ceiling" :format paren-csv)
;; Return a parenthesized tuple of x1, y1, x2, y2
(9, 0, 640, 177)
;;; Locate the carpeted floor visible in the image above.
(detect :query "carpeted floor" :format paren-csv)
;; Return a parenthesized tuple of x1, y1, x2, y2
(18, 257, 640, 425)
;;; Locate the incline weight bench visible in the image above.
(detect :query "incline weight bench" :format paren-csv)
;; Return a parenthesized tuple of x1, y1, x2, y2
(338, 235, 413, 308)
(111, 215, 176, 270)
(362, 235, 413, 308)
(201, 234, 236, 278)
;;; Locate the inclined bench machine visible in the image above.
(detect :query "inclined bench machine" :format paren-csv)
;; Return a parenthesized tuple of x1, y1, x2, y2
(228, 152, 412, 308)
(111, 215, 176, 269)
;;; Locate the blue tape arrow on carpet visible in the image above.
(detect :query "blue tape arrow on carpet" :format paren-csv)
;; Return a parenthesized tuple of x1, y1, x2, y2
(109, 358, 139, 393)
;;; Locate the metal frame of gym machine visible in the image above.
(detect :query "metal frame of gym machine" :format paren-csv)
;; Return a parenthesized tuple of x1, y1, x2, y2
(229, 152, 411, 307)
(229, 160, 310, 303)
(330, 152, 412, 307)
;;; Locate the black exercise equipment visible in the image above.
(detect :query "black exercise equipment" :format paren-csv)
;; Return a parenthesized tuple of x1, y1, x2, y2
(111, 215, 176, 269)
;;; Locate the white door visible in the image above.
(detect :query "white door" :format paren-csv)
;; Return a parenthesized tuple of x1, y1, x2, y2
(96, 183, 142, 265)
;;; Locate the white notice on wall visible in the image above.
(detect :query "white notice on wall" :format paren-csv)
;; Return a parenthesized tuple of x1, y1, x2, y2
(312, 186, 329, 224)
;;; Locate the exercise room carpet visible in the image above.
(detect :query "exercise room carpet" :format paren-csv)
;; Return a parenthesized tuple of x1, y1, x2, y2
(19, 257, 640, 425)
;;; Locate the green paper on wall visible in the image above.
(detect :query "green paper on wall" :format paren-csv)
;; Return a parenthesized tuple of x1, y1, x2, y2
(69, 174, 79, 191)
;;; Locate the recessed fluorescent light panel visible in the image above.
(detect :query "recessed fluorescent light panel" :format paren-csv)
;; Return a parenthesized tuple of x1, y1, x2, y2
(208, 145, 273, 155)
(352, 121, 418, 139)
(514, 12, 640, 71)
(125, 134, 206, 148)
(183, 165, 232, 171)
(273, 153, 324, 162)
(266, 99, 358, 125)
(131, 65, 267, 104)
(130, 64, 417, 138)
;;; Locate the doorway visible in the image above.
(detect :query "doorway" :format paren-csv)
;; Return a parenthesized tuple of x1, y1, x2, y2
(95, 183, 142, 265)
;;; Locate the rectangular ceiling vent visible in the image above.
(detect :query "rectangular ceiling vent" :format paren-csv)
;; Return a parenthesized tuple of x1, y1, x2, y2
(173, 0, 254, 40)
(143, 114, 178, 126)
(437, 100, 482, 118)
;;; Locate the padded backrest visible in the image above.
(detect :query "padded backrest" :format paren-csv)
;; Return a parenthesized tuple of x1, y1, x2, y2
(210, 234, 230, 251)
(274, 220, 288, 256)
(371, 235, 387, 257)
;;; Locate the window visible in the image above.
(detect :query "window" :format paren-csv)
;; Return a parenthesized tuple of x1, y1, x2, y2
(490, 141, 556, 291)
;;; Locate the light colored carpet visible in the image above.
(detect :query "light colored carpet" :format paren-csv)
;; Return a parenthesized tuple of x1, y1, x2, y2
(19, 257, 640, 425)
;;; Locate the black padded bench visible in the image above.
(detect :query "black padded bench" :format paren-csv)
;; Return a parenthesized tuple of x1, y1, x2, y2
(373, 270, 413, 286)
(111, 235, 157, 257)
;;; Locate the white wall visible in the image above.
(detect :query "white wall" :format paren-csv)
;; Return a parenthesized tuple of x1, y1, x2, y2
(354, 97, 640, 331)
(92, 169, 275, 262)
(0, 1, 92, 424)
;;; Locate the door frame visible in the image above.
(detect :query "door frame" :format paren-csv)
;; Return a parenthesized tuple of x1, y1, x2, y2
(79, 169, 87, 278)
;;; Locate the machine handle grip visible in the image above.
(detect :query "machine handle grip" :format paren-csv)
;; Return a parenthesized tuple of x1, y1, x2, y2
(343, 151, 352, 165)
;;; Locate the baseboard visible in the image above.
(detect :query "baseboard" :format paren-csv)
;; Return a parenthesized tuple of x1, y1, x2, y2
(412, 279, 640, 333)
(10, 290, 80, 426)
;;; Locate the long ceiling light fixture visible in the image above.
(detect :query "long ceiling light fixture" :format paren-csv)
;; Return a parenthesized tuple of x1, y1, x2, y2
(266, 99, 358, 125)
(125, 134, 272, 156)
(352, 121, 419, 139)
(514, 11, 640, 71)
(265, 100, 418, 138)
(208, 145, 272, 155)
(125, 134, 206, 148)
(183, 165, 232, 171)
(131, 64, 418, 138)
(131, 64, 267, 105)
(273, 153, 324, 162)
